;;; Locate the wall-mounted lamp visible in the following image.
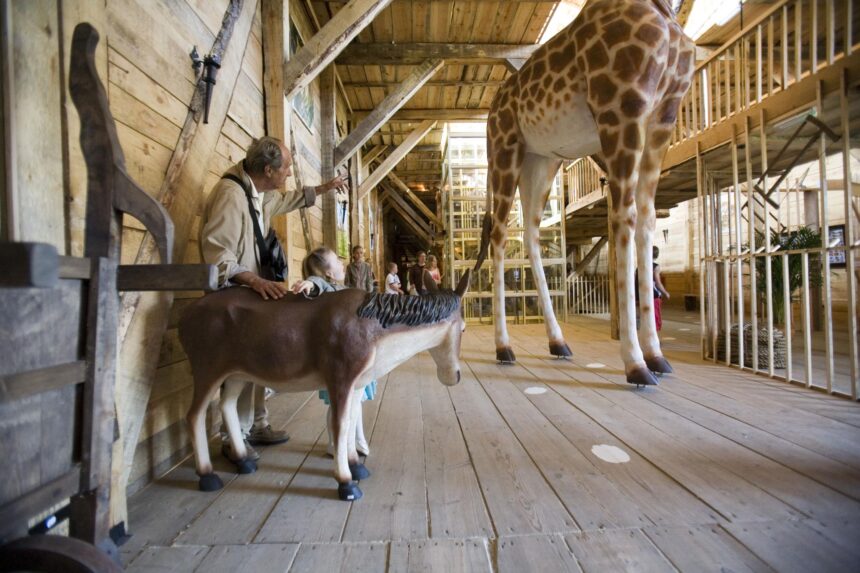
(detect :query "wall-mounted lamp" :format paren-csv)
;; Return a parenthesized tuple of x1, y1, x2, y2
(189, 45, 221, 124)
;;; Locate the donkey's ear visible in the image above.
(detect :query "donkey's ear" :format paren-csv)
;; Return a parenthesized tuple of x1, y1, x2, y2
(455, 269, 472, 297)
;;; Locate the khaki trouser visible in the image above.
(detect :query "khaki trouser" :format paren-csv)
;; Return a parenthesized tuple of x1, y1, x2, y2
(220, 380, 269, 442)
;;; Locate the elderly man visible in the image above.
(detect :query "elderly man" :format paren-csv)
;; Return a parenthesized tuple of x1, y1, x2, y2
(345, 245, 374, 292)
(200, 136, 347, 461)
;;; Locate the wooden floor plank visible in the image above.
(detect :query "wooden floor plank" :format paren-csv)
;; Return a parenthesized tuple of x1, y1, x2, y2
(124, 545, 210, 573)
(388, 538, 492, 572)
(722, 519, 860, 573)
(415, 354, 494, 539)
(564, 529, 676, 572)
(643, 525, 774, 572)
(497, 534, 582, 573)
(342, 362, 429, 542)
(466, 349, 660, 531)
(542, 325, 860, 508)
(175, 394, 327, 545)
(503, 333, 800, 523)
(254, 378, 390, 544)
(194, 544, 299, 573)
(448, 362, 578, 536)
(287, 542, 387, 572)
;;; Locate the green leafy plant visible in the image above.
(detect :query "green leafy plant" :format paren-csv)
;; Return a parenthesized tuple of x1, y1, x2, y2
(754, 226, 823, 325)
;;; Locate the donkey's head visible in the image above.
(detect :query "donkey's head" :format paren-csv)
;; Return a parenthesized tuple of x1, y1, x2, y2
(427, 270, 471, 386)
(356, 270, 472, 386)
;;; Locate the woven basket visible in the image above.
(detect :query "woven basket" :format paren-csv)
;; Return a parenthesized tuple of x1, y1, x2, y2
(716, 324, 786, 368)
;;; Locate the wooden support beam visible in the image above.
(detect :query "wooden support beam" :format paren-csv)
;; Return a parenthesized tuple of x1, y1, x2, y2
(352, 108, 488, 121)
(384, 194, 432, 246)
(337, 42, 539, 65)
(0, 242, 59, 288)
(358, 119, 436, 201)
(362, 144, 388, 165)
(116, 264, 217, 291)
(320, 65, 337, 249)
(570, 236, 608, 277)
(382, 186, 433, 237)
(283, 0, 394, 99)
(335, 59, 443, 168)
(387, 171, 442, 226)
(343, 79, 505, 88)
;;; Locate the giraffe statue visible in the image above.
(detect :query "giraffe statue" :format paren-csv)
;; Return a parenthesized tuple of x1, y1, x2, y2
(474, 0, 695, 386)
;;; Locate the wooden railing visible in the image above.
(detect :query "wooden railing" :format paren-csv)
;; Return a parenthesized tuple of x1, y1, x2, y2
(567, 274, 610, 315)
(563, 157, 605, 209)
(671, 0, 857, 148)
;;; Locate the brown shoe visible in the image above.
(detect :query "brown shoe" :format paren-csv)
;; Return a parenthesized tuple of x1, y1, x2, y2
(248, 425, 290, 446)
(221, 439, 260, 462)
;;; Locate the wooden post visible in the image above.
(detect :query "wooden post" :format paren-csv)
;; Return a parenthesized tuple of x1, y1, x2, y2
(320, 64, 337, 249)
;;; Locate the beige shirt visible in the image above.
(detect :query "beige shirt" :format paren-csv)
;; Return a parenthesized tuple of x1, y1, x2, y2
(200, 161, 316, 287)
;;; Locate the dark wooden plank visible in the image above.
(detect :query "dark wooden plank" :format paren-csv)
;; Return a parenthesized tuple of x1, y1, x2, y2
(0, 469, 80, 542)
(389, 538, 492, 572)
(497, 535, 581, 573)
(0, 242, 59, 287)
(194, 543, 300, 573)
(124, 545, 211, 573)
(0, 361, 86, 402)
(117, 264, 217, 291)
(564, 529, 676, 572)
(723, 519, 860, 573)
(287, 542, 386, 572)
(59, 255, 92, 279)
(644, 525, 773, 573)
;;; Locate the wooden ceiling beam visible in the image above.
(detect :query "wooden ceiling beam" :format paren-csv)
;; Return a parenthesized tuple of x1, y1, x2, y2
(358, 119, 436, 200)
(383, 191, 432, 246)
(352, 109, 488, 121)
(382, 186, 434, 236)
(337, 43, 539, 65)
(387, 172, 443, 227)
(283, 0, 394, 99)
(334, 58, 443, 168)
(362, 144, 388, 165)
(343, 79, 505, 88)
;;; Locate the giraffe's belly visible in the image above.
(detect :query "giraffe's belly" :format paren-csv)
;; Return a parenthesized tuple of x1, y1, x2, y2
(519, 92, 601, 160)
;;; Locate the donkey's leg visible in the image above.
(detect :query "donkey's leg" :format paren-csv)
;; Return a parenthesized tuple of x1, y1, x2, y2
(519, 153, 569, 357)
(355, 398, 369, 456)
(330, 385, 362, 501)
(220, 378, 257, 474)
(347, 389, 370, 481)
(186, 375, 225, 491)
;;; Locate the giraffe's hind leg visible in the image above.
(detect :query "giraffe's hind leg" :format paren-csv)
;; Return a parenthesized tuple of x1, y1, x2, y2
(518, 153, 570, 358)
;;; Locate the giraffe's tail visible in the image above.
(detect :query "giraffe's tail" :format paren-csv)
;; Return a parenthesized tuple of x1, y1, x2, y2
(473, 211, 493, 272)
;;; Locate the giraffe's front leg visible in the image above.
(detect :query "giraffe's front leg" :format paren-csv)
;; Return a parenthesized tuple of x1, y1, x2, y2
(610, 200, 659, 387)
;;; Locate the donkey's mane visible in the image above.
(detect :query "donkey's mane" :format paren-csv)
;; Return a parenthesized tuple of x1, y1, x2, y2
(357, 291, 461, 328)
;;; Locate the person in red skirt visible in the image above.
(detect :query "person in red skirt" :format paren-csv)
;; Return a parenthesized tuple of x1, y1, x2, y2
(636, 246, 670, 331)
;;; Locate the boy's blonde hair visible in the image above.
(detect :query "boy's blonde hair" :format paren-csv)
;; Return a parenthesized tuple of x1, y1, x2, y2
(388, 261, 397, 272)
(303, 247, 335, 279)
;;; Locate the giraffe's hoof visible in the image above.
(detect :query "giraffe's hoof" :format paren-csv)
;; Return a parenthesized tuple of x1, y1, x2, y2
(626, 365, 659, 387)
(645, 355, 674, 374)
(338, 481, 363, 501)
(496, 347, 517, 364)
(198, 473, 224, 492)
(349, 463, 371, 481)
(549, 341, 572, 358)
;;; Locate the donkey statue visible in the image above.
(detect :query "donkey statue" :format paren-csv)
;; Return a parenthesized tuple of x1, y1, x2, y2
(179, 271, 471, 501)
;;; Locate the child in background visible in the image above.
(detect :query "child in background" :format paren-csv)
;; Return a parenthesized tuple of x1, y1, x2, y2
(385, 262, 403, 294)
(292, 247, 376, 456)
(426, 254, 441, 286)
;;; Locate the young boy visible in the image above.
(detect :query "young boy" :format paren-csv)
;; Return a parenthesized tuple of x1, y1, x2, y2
(385, 262, 403, 295)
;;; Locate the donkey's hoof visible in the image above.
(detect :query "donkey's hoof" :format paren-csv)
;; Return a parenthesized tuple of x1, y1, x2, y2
(549, 341, 572, 358)
(198, 473, 224, 492)
(235, 459, 257, 475)
(350, 463, 371, 481)
(626, 366, 659, 388)
(645, 355, 674, 374)
(496, 347, 517, 364)
(338, 481, 363, 501)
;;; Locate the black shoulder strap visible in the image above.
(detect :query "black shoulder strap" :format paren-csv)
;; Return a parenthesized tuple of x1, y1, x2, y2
(222, 173, 270, 265)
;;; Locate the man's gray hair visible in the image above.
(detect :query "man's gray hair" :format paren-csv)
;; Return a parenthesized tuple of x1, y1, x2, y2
(245, 136, 284, 175)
